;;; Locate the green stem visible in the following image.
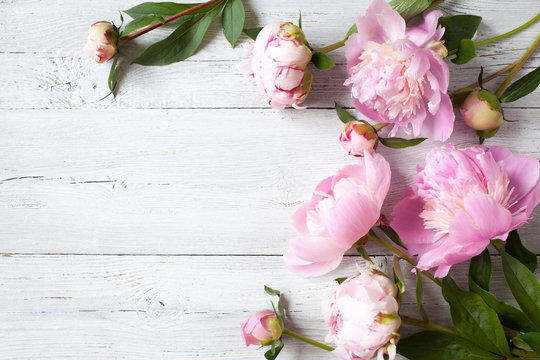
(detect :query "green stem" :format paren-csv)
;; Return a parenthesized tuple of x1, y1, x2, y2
(400, 315, 460, 337)
(318, 39, 346, 54)
(282, 328, 334, 352)
(448, 13, 540, 56)
(495, 33, 540, 97)
(450, 60, 518, 96)
(370, 230, 442, 287)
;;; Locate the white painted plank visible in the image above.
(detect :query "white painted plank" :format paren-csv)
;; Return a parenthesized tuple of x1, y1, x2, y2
(1, 254, 536, 359)
(1, 109, 540, 255)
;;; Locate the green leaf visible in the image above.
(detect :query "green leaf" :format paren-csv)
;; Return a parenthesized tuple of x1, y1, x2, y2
(442, 277, 510, 356)
(379, 137, 427, 149)
(345, 24, 357, 39)
(415, 268, 429, 323)
(439, 15, 482, 52)
(502, 251, 540, 326)
(505, 230, 537, 272)
(356, 247, 372, 263)
(478, 89, 501, 110)
(469, 249, 491, 291)
(298, 10, 302, 29)
(478, 66, 484, 89)
(389, 0, 432, 21)
(108, 55, 120, 97)
(397, 331, 504, 360)
(515, 333, 540, 354)
(133, 1, 225, 66)
(469, 277, 538, 333)
(379, 225, 407, 250)
(243, 26, 262, 40)
(335, 103, 357, 123)
(264, 285, 281, 297)
(500, 66, 540, 103)
(125, 2, 199, 18)
(393, 257, 406, 295)
(451, 38, 477, 65)
(334, 277, 347, 284)
(264, 341, 284, 360)
(222, 0, 244, 47)
(121, 14, 165, 37)
(311, 52, 335, 71)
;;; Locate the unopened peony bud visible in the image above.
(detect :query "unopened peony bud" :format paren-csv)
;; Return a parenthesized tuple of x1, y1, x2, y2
(84, 21, 118, 64)
(427, 40, 448, 58)
(460, 90, 503, 134)
(339, 121, 378, 157)
(246, 22, 313, 109)
(241, 310, 283, 346)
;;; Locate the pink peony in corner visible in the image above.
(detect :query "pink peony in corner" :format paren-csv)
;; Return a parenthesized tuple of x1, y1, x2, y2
(391, 144, 540, 277)
(284, 152, 391, 277)
(241, 310, 282, 346)
(344, 0, 454, 141)
(323, 270, 401, 360)
(244, 22, 313, 109)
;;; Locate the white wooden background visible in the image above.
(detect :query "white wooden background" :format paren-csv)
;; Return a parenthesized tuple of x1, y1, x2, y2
(1, 0, 539, 359)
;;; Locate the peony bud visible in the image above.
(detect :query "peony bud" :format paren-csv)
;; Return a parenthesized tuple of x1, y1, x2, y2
(339, 121, 378, 157)
(460, 90, 503, 134)
(427, 40, 448, 58)
(323, 271, 401, 360)
(241, 310, 283, 346)
(84, 21, 118, 64)
(246, 22, 313, 109)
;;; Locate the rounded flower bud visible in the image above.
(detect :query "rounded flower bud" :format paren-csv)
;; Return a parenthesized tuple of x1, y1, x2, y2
(246, 22, 313, 109)
(84, 21, 118, 64)
(460, 90, 503, 133)
(241, 310, 283, 346)
(339, 121, 378, 157)
(323, 271, 401, 360)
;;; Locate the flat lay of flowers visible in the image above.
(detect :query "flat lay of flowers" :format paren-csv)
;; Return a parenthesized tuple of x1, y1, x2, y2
(85, 0, 540, 359)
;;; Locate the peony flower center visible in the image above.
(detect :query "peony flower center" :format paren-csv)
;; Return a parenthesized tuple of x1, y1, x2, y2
(347, 41, 425, 123)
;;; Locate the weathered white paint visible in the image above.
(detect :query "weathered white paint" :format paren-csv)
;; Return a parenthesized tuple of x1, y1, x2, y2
(1, 0, 539, 359)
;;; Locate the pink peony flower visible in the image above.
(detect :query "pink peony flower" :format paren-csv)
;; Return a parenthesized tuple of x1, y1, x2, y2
(245, 22, 313, 109)
(391, 144, 540, 277)
(323, 271, 401, 360)
(241, 310, 282, 346)
(339, 121, 378, 157)
(344, 0, 454, 141)
(284, 152, 391, 276)
(84, 21, 118, 64)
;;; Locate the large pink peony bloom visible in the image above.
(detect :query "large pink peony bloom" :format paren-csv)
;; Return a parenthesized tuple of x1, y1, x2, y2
(284, 152, 391, 276)
(391, 144, 540, 277)
(245, 22, 313, 109)
(344, 0, 454, 141)
(323, 271, 401, 360)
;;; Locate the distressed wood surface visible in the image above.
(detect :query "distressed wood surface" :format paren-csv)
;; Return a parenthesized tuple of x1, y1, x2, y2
(1, 0, 540, 359)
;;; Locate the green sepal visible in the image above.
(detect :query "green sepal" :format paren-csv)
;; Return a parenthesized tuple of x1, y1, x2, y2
(335, 103, 357, 123)
(311, 52, 335, 71)
(451, 87, 475, 108)
(244, 27, 263, 40)
(478, 89, 501, 110)
(379, 137, 427, 149)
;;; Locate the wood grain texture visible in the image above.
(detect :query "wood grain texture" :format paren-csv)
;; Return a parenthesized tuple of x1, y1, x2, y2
(1, 0, 540, 359)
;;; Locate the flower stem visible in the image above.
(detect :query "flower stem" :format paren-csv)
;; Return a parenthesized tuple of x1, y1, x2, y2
(447, 13, 540, 56)
(400, 315, 460, 337)
(282, 328, 334, 352)
(369, 230, 442, 287)
(495, 33, 540, 97)
(118, 0, 223, 45)
(450, 61, 518, 96)
(318, 39, 346, 54)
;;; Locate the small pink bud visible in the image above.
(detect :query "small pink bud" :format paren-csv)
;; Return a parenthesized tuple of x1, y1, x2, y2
(339, 121, 378, 157)
(241, 310, 282, 346)
(427, 40, 448, 58)
(84, 21, 118, 64)
(460, 90, 503, 133)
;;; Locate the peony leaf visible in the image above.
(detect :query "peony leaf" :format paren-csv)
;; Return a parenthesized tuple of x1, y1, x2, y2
(379, 225, 407, 250)
(515, 333, 540, 355)
(298, 10, 302, 29)
(469, 277, 539, 333)
(334, 277, 347, 284)
(389, 0, 432, 21)
(222, 0, 245, 47)
(335, 103, 357, 123)
(439, 15, 482, 52)
(311, 52, 335, 71)
(356, 247, 372, 263)
(469, 248, 491, 291)
(243, 27, 262, 40)
(133, 1, 225, 66)
(124, 2, 199, 18)
(397, 331, 504, 360)
(345, 24, 358, 38)
(500, 66, 540, 103)
(108, 55, 120, 97)
(121, 14, 165, 37)
(451, 38, 477, 65)
(442, 277, 510, 356)
(415, 268, 429, 323)
(505, 230, 537, 272)
(264, 340, 284, 360)
(379, 137, 426, 148)
(502, 251, 540, 326)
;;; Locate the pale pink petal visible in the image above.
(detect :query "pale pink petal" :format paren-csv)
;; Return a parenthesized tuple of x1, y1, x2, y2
(420, 93, 454, 141)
